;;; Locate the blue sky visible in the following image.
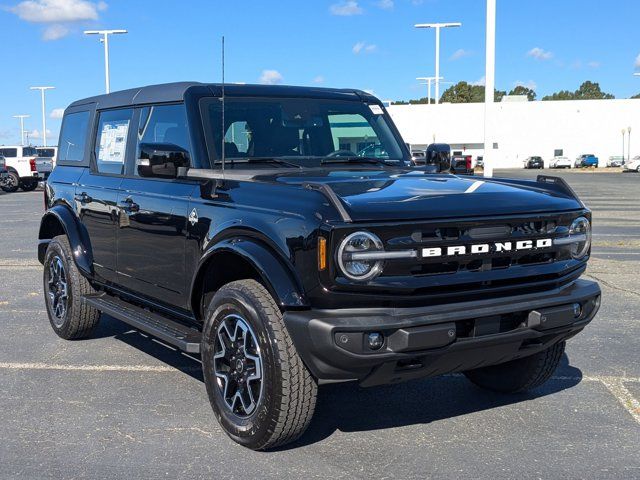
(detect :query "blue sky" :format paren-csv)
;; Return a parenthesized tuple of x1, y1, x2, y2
(1, 0, 640, 145)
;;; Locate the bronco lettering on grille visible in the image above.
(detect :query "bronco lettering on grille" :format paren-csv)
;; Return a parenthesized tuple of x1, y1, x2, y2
(422, 238, 553, 258)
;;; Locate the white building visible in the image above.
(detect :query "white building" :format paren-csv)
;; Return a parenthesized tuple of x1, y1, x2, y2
(387, 98, 639, 168)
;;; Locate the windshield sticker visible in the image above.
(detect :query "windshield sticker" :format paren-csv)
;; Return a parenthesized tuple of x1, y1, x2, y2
(368, 104, 384, 115)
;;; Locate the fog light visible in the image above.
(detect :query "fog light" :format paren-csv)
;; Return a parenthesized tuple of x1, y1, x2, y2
(367, 332, 384, 350)
(572, 303, 582, 318)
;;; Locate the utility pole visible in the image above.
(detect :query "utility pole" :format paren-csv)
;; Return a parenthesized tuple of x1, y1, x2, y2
(12, 115, 30, 146)
(414, 23, 461, 105)
(628, 126, 632, 164)
(29, 86, 54, 147)
(84, 29, 128, 93)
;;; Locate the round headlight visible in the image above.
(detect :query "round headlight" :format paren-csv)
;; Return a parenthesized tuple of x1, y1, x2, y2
(337, 231, 384, 281)
(569, 216, 591, 259)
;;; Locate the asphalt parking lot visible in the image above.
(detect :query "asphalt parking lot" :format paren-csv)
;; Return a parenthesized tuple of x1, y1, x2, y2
(0, 169, 638, 479)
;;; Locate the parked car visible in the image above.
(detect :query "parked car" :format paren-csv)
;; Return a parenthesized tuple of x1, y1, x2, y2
(450, 152, 474, 174)
(605, 156, 623, 167)
(0, 145, 45, 192)
(423, 143, 451, 171)
(550, 156, 572, 169)
(39, 82, 600, 450)
(0, 155, 8, 188)
(475, 156, 484, 168)
(575, 154, 598, 168)
(623, 155, 640, 172)
(411, 150, 426, 165)
(524, 156, 544, 169)
(36, 146, 58, 167)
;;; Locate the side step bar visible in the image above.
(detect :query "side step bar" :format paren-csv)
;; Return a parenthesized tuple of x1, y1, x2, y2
(83, 294, 202, 353)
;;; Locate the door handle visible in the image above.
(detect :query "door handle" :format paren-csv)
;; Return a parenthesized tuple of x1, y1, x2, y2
(74, 192, 92, 204)
(120, 197, 140, 213)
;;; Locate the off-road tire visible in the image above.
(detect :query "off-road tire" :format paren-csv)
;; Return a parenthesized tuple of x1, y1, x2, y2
(464, 341, 565, 393)
(20, 179, 39, 192)
(201, 279, 317, 450)
(1, 171, 19, 193)
(43, 235, 100, 339)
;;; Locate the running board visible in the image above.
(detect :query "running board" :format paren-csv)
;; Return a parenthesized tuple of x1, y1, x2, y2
(83, 294, 202, 353)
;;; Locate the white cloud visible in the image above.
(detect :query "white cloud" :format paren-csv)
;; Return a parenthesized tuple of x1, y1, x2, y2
(513, 80, 537, 90)
(375, 0, 394, 10)
(259, 69, 283, 85)
(450, 48, 470, 61)
(587, 61, 600, 68)
(50, 108, 65, 119)
(312, 76, 324, 84)
(634, 53, 640, 69)
(527, 47, 553, 61)
(329, 0, 363, 16)
(43, 24, 68, 40)
(28, 128, 52, 139)
(10, 0, 106, 23)
(471, 76, 485, 86)
(353, 41, 376, 54)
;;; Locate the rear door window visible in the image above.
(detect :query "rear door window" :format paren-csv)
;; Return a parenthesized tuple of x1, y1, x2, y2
(58, 111, 90, 162)
(95, 109, 133, 175)
(0, 148, 17, 157)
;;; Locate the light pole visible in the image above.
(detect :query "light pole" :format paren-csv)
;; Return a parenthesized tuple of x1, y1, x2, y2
(414, 22, 461, 105)
(483, 0, 496, 177)
(416, 76, 443, 104)
(84, 29, 128, 93)
(628, 126, 632, 164)
(30, 86, 54, 147)
(622, 128, 626, 162)
(12, 115, 30, 146)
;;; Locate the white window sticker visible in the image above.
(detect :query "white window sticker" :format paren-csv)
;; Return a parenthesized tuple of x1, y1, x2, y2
(368, 104, 384, 115)
(98, 120, 129, 163)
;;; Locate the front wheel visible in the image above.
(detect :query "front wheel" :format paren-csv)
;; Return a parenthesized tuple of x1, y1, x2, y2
(1, 171, 19, 193)
(464, 341, 565, 393)
(201, 280, 317, 450)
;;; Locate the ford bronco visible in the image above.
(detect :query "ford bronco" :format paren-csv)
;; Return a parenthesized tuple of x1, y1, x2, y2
(39, 82, 601, 450)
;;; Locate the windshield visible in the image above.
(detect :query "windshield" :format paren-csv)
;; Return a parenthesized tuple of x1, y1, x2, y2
(202, 97, 409, 169)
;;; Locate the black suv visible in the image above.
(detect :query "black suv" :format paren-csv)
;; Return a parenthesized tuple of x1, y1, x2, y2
(524, 156, 544, 169)
(39, 82, 601, 450)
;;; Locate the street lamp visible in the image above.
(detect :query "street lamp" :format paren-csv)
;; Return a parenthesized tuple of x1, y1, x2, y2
(628, 126, 632, 164)
(621, 128, 626, 162)
(416, 76, 443, 104)
(84, 29, 128, 93)
(483, 0, 496, 178)
(12, 115, 30, 146)
(414, 22, 461, 105)
(29, 86, 54, 147)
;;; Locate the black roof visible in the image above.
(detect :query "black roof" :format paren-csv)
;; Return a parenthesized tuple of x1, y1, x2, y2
(68, 82, 378, 110)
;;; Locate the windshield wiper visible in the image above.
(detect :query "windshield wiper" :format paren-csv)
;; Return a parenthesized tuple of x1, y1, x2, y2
(320, 156, 391, 166)
(215, 157, 302, 168)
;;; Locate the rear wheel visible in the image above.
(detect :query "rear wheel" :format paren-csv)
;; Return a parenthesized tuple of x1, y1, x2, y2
(43, 235, 100, 339)
(464, 341, 565, 393)
(201, 279, 317, 450)
(20, 179, 38, 191)
(1, 171, 19, 193)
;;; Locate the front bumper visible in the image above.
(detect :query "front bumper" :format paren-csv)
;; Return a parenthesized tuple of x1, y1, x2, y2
(284, 279, 600, 387)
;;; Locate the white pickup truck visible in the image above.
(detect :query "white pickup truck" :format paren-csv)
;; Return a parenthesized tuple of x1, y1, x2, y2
(0, 146, 52, 192)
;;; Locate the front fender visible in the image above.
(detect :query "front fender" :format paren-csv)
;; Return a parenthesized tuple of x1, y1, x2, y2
(191, 237, 308, 310)
(38, 204, 93, 277)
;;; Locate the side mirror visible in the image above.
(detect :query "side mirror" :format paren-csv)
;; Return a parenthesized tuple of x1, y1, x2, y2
(137, 142, 190, 178)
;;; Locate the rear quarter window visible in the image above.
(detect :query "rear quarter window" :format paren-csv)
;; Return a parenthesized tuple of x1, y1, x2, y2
(58, 111, 91, 162)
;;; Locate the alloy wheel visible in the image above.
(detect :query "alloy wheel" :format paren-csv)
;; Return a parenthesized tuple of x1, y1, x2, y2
(213, 314, 263, 417)
(46, 255, 69, 327)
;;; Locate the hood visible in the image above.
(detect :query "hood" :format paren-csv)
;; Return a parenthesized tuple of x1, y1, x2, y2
(267, 169, 583, 222)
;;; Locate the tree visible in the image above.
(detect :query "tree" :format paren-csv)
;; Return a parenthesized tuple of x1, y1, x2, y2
(631, 93, 640, 99)
(508, 85, 536, 101)
(439, 81, 505, 104)
(574, 81, 614, 100)
(542, 81, 614, 101)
